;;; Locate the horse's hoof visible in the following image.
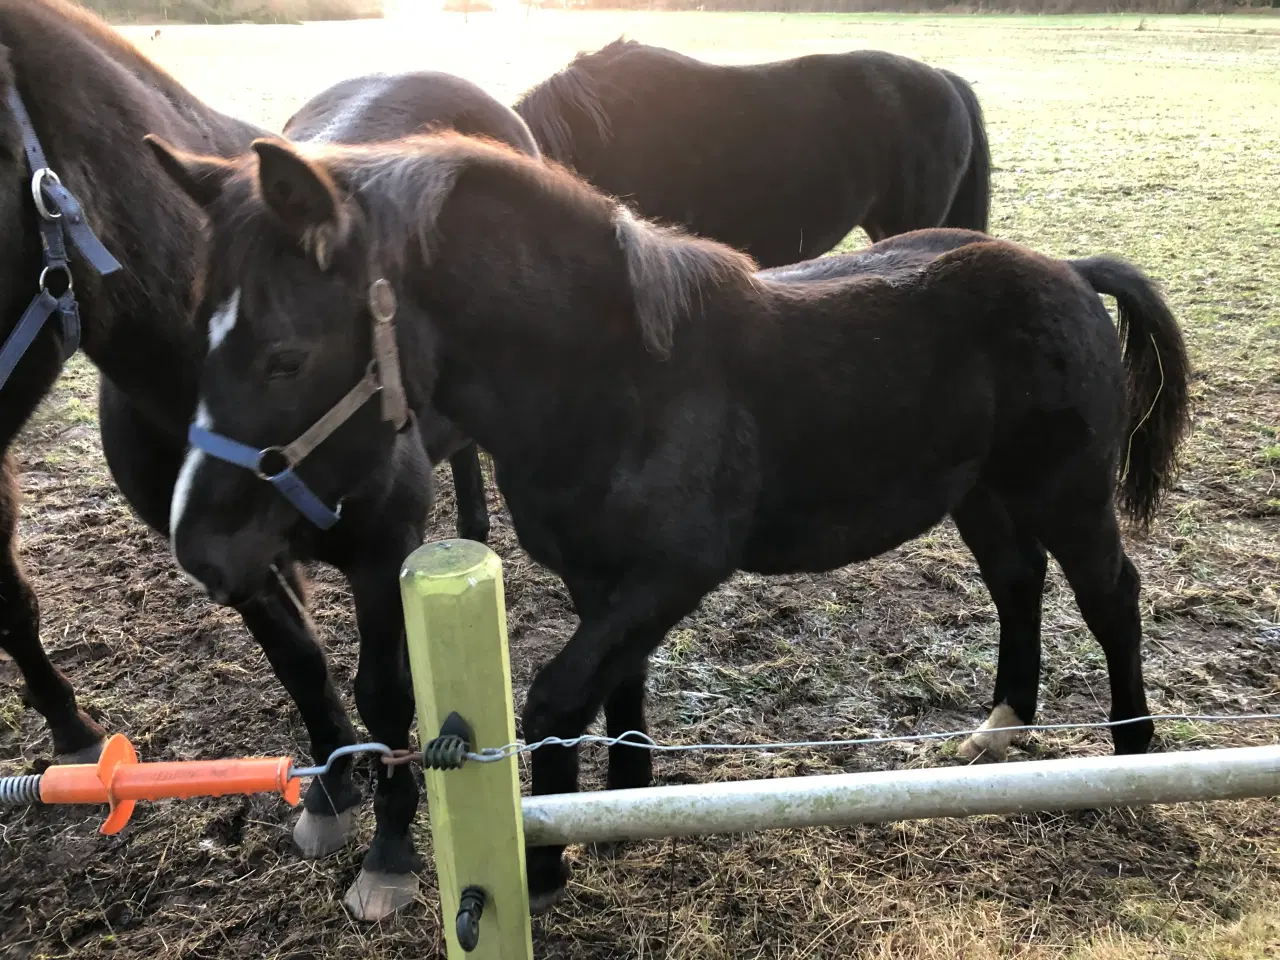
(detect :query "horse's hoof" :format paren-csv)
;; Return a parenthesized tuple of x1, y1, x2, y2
(293, 807, 359, 859)
(526, 851, 571, 914)
(957, 733, 1009, 763)
(54, 740, 106, 766)
(342, 868, 419, 922)
(528, 886, 566, 915)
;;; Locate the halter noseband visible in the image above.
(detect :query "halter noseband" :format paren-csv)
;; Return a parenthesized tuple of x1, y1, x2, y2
(187, 278, 409, 530)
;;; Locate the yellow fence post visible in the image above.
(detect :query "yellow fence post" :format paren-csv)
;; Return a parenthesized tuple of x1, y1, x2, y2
(400, 539, 533, 959)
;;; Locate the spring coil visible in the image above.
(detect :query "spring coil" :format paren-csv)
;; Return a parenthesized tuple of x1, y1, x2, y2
(420, 735, 469, 770)
(0, 774, 42, 806)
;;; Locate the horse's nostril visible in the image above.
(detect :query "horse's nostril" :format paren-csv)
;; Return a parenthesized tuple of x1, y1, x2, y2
(184, 560, 234, 606)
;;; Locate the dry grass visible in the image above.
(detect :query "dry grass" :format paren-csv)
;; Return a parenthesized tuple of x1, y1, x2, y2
(2, 10, 1280, 960)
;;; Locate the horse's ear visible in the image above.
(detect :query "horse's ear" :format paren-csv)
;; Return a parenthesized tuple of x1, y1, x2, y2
(144, 134, 234, 209)
(252, 138, 345, 268)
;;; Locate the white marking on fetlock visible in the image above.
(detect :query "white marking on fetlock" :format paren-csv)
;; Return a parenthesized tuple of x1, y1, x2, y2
(959, 703, 1025, 762)
(293, 807, 359, 859)
(343, 868, 419, 922)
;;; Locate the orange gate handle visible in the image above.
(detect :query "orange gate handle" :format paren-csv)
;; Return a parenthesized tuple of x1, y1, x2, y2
(38, 733, 301, 835)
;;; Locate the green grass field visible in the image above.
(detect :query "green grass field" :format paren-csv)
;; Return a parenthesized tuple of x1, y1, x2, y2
(2, 9, 1279, 959)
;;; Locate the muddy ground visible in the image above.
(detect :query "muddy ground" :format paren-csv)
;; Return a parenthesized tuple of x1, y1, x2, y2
(2, 11, 1279, 960)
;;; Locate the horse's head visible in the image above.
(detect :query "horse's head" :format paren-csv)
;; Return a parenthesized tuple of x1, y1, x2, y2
(147, 134, 423, 605)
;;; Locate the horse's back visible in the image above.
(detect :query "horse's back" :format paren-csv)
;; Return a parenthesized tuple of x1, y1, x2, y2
(285, 71, 539, 157)
(522, 41, 976, 265)
(757, 228, 989, 285)
(736, 240, 1124, 571)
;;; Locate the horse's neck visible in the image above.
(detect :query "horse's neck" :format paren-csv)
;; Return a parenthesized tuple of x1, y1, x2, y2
(18, 33, 265, 434)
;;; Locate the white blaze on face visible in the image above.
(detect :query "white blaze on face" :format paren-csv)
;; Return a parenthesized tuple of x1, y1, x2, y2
(207, 289, 240, 352)
(170, 402, 212, 549)
(170, 289, 241, 563)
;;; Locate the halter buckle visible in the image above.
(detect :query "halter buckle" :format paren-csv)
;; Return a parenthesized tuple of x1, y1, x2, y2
(369, 278, 396, 323)
(31, 169, 62, 221)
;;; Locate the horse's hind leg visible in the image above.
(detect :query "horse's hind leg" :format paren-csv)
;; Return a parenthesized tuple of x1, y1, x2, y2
(1040, 506, 1153, 755)
(951, 485, 1047, 762)
(448, 442, 490, 544)
(0, 453, 106, 760)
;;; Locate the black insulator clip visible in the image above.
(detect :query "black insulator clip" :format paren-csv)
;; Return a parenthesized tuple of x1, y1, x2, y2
(456, 885, 487, 951)
(421, 711, 474, 770)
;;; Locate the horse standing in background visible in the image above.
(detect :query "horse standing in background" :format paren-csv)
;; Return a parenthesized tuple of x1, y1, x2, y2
(515, 38, 991, 267)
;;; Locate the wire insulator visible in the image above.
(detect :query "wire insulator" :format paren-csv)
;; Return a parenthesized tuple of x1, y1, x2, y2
(0, 774, 42, 807)
(420, 735, 469, 770)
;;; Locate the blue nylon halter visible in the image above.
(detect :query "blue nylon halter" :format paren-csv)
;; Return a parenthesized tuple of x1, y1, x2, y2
(184, 279, 409, 531)
(188, 423, 344, 530)
(1, 87, 122, 390)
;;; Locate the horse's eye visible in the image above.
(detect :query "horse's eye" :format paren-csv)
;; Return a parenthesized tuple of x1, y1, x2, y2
(265, 351, 305, 380)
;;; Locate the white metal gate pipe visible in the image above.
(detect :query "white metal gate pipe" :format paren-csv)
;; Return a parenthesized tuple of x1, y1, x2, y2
(521, 744, 1280, 847)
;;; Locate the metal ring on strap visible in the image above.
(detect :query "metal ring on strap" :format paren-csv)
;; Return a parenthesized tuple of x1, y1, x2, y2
(254, 445, 295, 482)
(38, 265, 73, 295)
(31, 168, 62, 221)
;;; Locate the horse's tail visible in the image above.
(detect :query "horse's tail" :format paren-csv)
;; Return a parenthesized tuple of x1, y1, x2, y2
(940, 70, 990, 234)
(1070, 256, 1192, 531)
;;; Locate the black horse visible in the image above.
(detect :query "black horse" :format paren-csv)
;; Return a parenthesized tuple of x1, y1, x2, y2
(514, 38, 991, 268)
(283, 70, 542, 547)
(146, 131, 1190, 912)
(1, 1, 535, 920)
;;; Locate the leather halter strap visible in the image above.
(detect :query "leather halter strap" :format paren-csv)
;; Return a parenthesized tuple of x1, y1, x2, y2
(187, 278, 409, 530)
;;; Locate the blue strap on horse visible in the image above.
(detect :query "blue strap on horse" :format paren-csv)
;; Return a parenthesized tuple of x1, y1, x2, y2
(188, 424, 344, 530)
(182, 282, 408, 532)
(0, 86, 122, 390)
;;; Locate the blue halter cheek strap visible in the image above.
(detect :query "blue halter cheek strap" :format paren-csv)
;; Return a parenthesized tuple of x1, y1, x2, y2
(188, 423, 344, 530)
(1, 86, 122, 390)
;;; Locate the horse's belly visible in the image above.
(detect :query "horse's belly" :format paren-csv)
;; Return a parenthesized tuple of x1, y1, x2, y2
(740, 464, 980, 574)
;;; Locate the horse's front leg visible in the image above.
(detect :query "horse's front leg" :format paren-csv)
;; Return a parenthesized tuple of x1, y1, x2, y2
(235, 566, 364, 856)
(522, 567, 720, 912)
(338, 527, 425, 922)
(0, 453, 106, 761)
(99, 386, 363, 851)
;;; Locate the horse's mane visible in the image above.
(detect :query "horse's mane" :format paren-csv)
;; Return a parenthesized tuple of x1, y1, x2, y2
(257, 132, 759, 359)
(512, 37, 641, 163)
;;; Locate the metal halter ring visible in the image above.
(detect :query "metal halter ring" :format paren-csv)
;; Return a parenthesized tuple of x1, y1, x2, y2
(369, 278, 396, 323)
(31, 169, 62, 221)
(254, 446, 294, 481)
(38, 265, 73, 295)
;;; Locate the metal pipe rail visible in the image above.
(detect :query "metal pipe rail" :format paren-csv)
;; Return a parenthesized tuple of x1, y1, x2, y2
(521, 743, 1280, 847)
